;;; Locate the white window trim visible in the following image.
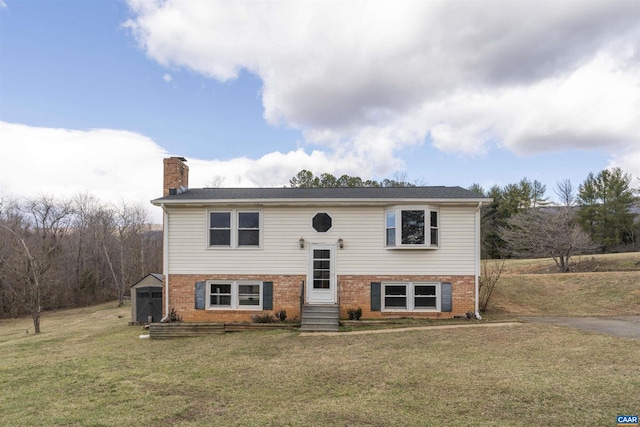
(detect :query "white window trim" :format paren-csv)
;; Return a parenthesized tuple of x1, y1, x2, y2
(205, 280, 263, 310)
(381, 282, 441, 312)
(207, 209, 263, 249)
(384, 206, 439, 249)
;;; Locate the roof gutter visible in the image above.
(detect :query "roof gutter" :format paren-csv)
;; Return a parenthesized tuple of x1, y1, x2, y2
(150, 197, 492, 207)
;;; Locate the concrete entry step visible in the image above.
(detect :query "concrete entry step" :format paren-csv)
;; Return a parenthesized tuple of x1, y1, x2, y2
(300, 304, 339, 332)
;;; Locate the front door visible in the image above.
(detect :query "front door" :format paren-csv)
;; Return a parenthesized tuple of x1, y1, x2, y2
(307, 244, 336, 304)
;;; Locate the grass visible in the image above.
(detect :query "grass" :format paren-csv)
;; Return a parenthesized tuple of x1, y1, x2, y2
(2, 302, 639, 426)
(500, 251, 640, 275)
(489, 252, 640, 317)
(2, 252, 639, 426)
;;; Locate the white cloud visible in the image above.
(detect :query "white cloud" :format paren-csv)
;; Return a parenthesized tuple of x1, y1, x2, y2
(162, 73, 172, 82)
(124, 0, 640, 175)
(0, 1, 7, 9)
(0, 122, 168, 219)
(0, 122, 383, 222)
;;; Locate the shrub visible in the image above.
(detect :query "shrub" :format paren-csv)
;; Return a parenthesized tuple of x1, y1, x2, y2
(168, 307, 181, 322)
(275, 309, 287, 322)
(347, 307, 362, 320)
(251, 312, 276, 323)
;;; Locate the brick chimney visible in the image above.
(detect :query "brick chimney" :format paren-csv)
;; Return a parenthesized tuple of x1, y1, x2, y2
(163, 157, 189, 196)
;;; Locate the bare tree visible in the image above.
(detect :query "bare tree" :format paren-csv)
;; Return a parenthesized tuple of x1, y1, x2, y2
(206, 175, 225, 188)
(0, 196, 73, 333)
(555, 179, 575, 207)
(1, 193, 162, 319)
(478, 257, 505, 312)
(96, 202, 152, 306)
(499, 207, 597, 272)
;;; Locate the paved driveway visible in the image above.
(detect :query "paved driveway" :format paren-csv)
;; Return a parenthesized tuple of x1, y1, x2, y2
(520, 316, 640, 339)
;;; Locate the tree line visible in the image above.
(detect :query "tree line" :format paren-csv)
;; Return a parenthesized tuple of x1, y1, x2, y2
(0, 194, 162, 331)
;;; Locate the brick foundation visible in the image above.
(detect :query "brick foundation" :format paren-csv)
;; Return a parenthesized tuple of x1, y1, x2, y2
(338, 275, 475, 320)
(164, 274, 476, 322)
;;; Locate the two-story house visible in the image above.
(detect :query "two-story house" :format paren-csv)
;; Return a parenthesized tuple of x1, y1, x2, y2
(152, 157, 489, 330)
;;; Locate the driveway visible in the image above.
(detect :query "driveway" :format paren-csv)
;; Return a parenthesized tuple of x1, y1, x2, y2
(520, 316, 640, 339)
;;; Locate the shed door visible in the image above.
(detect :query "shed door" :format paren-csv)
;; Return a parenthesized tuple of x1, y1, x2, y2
(307, 244, 337, 304)
(136, 287, 163, 322)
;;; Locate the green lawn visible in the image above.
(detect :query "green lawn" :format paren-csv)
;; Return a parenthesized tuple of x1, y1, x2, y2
(2, 253, 639, 426)
(1, 301, 639, 426)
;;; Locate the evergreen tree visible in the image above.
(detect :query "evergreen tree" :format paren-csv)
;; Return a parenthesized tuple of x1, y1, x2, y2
(577, 167, 637, 251)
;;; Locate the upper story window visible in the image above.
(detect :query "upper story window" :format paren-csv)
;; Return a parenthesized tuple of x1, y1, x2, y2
(210, 212, 231, 246)
(238, 212, 260, 246)
(385, 207, 438, 249)
(209, 210, 261, 248)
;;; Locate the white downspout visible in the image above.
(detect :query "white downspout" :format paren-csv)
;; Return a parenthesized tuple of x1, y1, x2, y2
(162, 203, 170, 318)
(474, 201, 482, 320)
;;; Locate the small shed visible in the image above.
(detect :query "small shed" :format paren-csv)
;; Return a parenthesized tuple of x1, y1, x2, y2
(130, 273, 163, 324)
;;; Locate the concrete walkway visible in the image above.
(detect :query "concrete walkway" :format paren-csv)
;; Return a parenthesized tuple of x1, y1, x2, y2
(299, 321, 522, 337)
(520, 316, 640, 339)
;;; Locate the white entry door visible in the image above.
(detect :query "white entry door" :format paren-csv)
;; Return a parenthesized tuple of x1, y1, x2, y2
(307, 244, 336, 304)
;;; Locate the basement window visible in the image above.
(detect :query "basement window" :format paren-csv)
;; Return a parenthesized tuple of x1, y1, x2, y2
(382, 282, 440, 311)
(206, 281, 262, 310)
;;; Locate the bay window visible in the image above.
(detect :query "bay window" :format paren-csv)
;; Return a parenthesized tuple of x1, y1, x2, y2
(385, 207, 438, 248)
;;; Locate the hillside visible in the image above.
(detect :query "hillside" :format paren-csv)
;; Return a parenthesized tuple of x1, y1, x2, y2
(489, 252, 640, 317)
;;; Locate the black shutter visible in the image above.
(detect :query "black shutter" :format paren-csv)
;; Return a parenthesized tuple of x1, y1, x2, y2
(263, 281, 273, 310)
(370, 282, 381, 312)
(195, 281, 206, 310)
(441, 282, 452, 312)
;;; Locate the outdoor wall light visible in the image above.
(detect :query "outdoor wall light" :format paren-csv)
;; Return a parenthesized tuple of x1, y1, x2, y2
(338, 237, 344, 249)
(299, 237, 305, 249)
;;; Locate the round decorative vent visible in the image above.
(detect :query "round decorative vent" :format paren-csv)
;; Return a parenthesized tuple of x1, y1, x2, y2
(313, 213, 332, 232)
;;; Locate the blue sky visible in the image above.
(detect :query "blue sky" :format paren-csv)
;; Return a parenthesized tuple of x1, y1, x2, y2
(1, 0, 638, 221)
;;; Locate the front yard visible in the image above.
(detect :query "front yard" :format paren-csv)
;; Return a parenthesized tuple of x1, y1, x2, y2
(1, 301, 638, 426)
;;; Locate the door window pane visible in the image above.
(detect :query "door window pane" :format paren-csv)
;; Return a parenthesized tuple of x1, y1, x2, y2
(312, 249, 331, 289)
(314, 249, 330, 259)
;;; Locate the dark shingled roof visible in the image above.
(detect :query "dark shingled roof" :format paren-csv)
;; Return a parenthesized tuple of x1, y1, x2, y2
(152, 186, 488, 204)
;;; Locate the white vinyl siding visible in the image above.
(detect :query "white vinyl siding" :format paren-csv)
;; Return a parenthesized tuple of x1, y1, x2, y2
(165, 205, 476, 276)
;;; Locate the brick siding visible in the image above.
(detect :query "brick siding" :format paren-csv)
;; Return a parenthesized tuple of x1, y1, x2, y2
(164, 273, 475, 322)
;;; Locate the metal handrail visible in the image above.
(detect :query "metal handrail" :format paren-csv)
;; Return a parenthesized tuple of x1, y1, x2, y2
(299, 280, 305, 320)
